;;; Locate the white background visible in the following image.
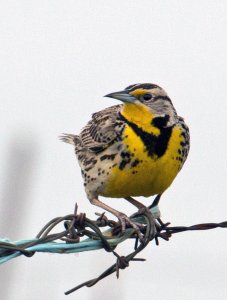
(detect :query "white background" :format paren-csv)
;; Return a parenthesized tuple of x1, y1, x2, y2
(0, 1, 227, 299)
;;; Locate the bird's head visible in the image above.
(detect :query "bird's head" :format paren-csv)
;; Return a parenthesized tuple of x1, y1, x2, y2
(105, 83, 177, 121)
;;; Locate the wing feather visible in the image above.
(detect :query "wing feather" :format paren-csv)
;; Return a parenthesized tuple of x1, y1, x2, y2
(79, 104, 122, 153)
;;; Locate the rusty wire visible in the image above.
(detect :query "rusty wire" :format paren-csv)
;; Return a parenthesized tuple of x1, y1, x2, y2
(0, 203, 227, 295)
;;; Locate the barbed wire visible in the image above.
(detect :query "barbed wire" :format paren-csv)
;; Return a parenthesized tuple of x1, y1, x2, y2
(0, 203, 227, 295)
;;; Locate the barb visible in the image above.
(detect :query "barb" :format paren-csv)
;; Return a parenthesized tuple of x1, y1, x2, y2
(65, 207, 156, 295)
(0, 203, 226, 295)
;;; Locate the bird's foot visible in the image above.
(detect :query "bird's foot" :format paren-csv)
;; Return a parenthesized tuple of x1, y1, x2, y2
(114, 212, 144, 241)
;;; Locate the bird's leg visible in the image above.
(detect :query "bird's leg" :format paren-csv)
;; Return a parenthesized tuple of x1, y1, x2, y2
(124, 196, 146, 210)
(124, 196, 152, 219)
(125, 196, 161, 219)
(126, 195, 162, 220)
(89, 197, 144, 240)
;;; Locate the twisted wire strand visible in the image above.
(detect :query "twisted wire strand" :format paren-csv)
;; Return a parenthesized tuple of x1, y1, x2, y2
(0, 203, 226, 294)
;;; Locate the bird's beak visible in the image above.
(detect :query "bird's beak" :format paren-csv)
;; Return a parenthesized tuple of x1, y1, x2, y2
(104, 90, 136, 103)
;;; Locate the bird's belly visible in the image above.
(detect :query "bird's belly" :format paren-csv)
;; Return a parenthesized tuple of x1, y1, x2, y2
(102, 156, 179, 197)
(101, 126, 184, 198)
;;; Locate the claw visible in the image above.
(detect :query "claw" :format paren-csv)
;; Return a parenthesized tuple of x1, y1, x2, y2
(117, 212, 144, 241)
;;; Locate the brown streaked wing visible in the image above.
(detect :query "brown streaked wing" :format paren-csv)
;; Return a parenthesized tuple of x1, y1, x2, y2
(79, 105, 122, 153)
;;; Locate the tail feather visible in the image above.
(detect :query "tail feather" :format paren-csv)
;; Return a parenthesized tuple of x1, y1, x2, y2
(59, 133, 79, 145)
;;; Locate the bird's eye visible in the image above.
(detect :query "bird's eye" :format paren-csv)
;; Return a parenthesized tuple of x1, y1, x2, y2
(142, 93, 152, 101)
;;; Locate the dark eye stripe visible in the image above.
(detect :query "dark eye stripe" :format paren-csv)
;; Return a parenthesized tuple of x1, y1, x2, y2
(152, 96, 172, 103)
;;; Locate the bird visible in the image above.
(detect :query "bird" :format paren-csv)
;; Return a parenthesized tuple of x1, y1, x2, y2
(61, 83, 190, 235)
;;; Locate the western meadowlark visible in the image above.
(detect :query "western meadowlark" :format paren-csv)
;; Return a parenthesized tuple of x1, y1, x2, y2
(61, 83, 190, 235)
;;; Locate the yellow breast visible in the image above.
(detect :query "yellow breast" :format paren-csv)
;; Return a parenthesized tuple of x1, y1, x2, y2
(101, 102, 184, 198)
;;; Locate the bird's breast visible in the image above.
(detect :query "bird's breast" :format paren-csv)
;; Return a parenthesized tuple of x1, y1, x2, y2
(101, 123, 186, 198)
